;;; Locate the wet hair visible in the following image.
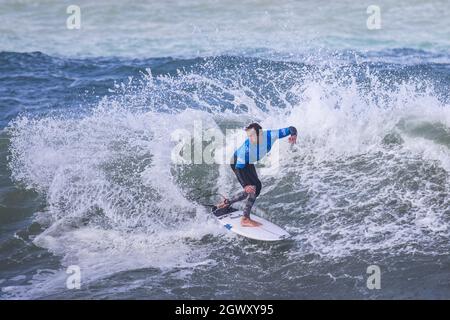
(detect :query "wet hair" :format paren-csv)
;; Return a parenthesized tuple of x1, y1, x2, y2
(244, 123, 262, 134)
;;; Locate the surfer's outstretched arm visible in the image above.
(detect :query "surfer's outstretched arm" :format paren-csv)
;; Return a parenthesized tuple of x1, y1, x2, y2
(269, 126, 298, 144)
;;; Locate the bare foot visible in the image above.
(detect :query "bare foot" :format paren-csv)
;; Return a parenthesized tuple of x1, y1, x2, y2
(241, 217, 262, 227)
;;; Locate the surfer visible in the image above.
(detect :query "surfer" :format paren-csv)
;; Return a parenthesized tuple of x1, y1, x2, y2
(217, 123, 297, 227)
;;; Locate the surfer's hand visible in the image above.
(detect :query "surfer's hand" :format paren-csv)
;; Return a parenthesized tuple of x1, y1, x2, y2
(244, 185, 256, 194)
(288, 135, 297, 144)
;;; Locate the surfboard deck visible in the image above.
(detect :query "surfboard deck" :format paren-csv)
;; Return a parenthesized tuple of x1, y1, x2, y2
(211, 206, 291, 241)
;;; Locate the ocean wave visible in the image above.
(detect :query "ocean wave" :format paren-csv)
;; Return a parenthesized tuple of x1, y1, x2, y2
(2, 51, 450, 298)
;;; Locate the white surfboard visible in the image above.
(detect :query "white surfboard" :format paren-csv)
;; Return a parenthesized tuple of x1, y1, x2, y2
(211, 206, 291, 241)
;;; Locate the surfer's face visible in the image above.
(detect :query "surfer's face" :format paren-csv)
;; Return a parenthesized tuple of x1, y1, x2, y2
(246, 128, 262, 144)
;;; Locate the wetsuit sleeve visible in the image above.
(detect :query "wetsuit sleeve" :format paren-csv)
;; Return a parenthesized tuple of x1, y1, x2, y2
(276, 126, 298, 139)
(270, 126, 297, 143)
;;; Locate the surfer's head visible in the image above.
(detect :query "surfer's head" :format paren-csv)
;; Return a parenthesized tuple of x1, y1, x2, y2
(245, 122, 263, 144)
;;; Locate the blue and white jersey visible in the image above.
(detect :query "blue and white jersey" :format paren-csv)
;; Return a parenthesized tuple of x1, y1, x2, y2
(233, 127, 296, 169)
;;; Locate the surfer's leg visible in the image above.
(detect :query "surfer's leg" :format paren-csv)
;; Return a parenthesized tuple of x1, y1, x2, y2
(217, 190, 249, 209)
(225, 189, 256, 219)
(247, 164, 262, 197)
(230, 161, 262, 218)
(230, 162, 247, 188)
(241, 164, 261, 218)
(228, 191, 247, 204)
(218, 162, 248, 208)
(242, 191, 256, 218)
